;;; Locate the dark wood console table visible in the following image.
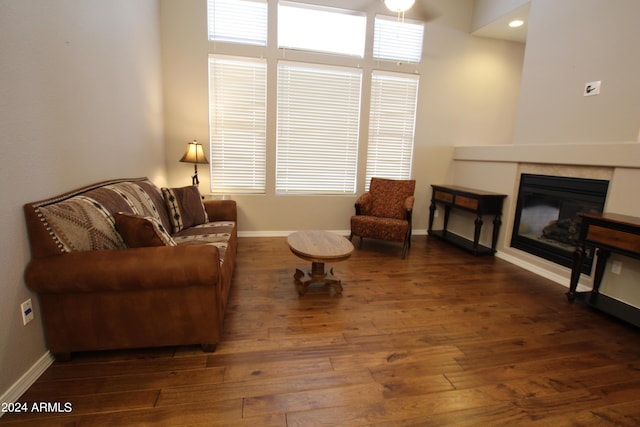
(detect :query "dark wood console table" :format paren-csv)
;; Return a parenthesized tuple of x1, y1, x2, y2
(428, 185, 507, 255)
(567, 212, 640, 327)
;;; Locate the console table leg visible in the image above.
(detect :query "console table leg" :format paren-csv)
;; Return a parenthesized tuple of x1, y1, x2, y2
(592, 249, 610, 295)
(473, 215, 483, 255)
(442, 206, 451, 237)
(428, 200, 436, 235)
(567, 245, 585, 302)
(491, 214, 502, 254)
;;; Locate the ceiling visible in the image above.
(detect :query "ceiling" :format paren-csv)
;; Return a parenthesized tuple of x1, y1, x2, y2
(283, 0, 530, 44)
(471, 2, 530, 43)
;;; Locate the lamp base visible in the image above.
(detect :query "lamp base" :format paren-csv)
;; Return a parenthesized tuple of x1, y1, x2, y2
(192, 164, 199, 186)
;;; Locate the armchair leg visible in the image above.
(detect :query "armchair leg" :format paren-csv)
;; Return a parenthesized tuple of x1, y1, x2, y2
(401, 228, 412, 259)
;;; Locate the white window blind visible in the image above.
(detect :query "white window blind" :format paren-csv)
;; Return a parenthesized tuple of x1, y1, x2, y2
(209, 55, 267, 194)
(278, 1, 366, 57)
(373, 15, 424, 63)
(276, 62, 362, 194)
(207, 0, 268, 46)
(365, 71, 419, 189)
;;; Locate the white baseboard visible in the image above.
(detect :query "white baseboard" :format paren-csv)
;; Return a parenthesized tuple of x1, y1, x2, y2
(239, 229, 351, 237)
(0, 351, 54, 416)
(496, 250, 591, 292)
(238, 229, 430, 238)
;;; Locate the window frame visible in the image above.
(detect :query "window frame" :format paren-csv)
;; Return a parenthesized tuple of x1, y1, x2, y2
(365, 70, 420, 190)
(205, 2, 424, 195)
(373, 15, 424, 63)
(207, 0, 268, 46)
(208, 54, 268, 194)
(277, 1, 367, 58)
(275, 61, 363, 195)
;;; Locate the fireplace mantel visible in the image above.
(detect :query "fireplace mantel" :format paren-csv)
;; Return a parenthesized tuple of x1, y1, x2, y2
(453, 142, 640, 168)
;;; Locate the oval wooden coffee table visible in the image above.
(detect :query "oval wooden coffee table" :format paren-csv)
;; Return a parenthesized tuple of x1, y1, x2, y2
(287, 230, 354, 296)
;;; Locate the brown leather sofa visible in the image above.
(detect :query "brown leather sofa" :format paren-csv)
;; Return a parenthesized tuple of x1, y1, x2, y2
(23, 177, 237, 361)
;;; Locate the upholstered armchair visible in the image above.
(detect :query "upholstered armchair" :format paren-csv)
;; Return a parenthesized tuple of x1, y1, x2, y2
(350, 177, 416, 259)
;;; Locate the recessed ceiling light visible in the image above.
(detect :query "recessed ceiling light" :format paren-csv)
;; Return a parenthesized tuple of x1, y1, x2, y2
(509, 20, 524, 28)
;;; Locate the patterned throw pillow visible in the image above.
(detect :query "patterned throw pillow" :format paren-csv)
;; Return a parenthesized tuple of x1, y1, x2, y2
(161, 186, 209, 233)
(113, 212, 176, 247)
(37, 196, 126, 252)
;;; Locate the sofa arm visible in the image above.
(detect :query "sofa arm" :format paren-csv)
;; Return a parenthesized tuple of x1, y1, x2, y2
(25, 245, 221, 294)
(203, 199, 237, 222)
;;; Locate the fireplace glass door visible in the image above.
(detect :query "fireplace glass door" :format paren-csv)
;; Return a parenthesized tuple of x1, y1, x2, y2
(511, 174, 609, 274)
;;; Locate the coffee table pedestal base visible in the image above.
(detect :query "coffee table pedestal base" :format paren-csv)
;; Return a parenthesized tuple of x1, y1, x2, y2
(294, 262, 343, 296)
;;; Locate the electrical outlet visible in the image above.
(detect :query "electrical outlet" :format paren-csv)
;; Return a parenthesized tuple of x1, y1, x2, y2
(21, 299, 34, 325)
(611, 260, 622, 275)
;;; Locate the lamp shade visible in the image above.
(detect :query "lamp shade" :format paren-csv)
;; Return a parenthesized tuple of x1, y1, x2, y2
(384, 0, 415, 12)
(180, 140, 209, 164)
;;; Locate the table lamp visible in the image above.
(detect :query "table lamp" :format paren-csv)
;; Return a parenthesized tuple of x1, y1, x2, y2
(180, 140, 209, 185)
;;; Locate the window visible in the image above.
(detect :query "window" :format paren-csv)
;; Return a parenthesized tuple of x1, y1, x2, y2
(278, 1, 366, 57)
(373, 15, 424, 63)
(365, 71, 419, 189)
(207, 0, 268, 46)
(276, 62, 362, 194)
(209, 55, 267, 193)
(206, 3, 423, 195)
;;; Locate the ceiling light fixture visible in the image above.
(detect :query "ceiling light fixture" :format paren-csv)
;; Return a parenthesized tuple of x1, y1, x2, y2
(384, 0, 415, 13)
(509, 19, 524, 28)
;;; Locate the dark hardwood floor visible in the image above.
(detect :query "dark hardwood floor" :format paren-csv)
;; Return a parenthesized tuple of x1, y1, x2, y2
(2, 236, 640, 426)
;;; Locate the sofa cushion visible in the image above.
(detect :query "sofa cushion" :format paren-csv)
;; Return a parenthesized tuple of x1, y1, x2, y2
(162, 186, 209, 233)
(172, 221, 235, 263)
(114, 212, 176, 247)
(369, 178, 416, 220)
(105, 182, 164, 222)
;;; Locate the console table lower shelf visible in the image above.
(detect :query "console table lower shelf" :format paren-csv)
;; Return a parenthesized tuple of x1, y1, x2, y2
(572, 292, 640, 328)
(428, 230, 496, 256)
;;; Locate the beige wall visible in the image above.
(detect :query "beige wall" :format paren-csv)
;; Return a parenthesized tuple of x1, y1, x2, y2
(514, 0, 640, 144)
(449, 0, 640, 305)
(0, 0, 165, 402)
(160, 0, 525, 234)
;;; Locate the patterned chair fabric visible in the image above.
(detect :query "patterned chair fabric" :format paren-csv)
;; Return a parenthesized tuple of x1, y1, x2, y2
(350, 177, 416, 258)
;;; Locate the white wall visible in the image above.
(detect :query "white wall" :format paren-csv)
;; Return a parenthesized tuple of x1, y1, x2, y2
(160, 0, 525, 234)
(0, 0, 165, 402)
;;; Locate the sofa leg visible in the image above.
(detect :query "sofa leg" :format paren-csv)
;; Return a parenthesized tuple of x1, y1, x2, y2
(53, 352, 71, 362)
(201, 343, 217, 353)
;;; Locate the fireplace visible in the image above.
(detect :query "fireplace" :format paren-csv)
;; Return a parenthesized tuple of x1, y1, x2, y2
(511, 174, 609, 274)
